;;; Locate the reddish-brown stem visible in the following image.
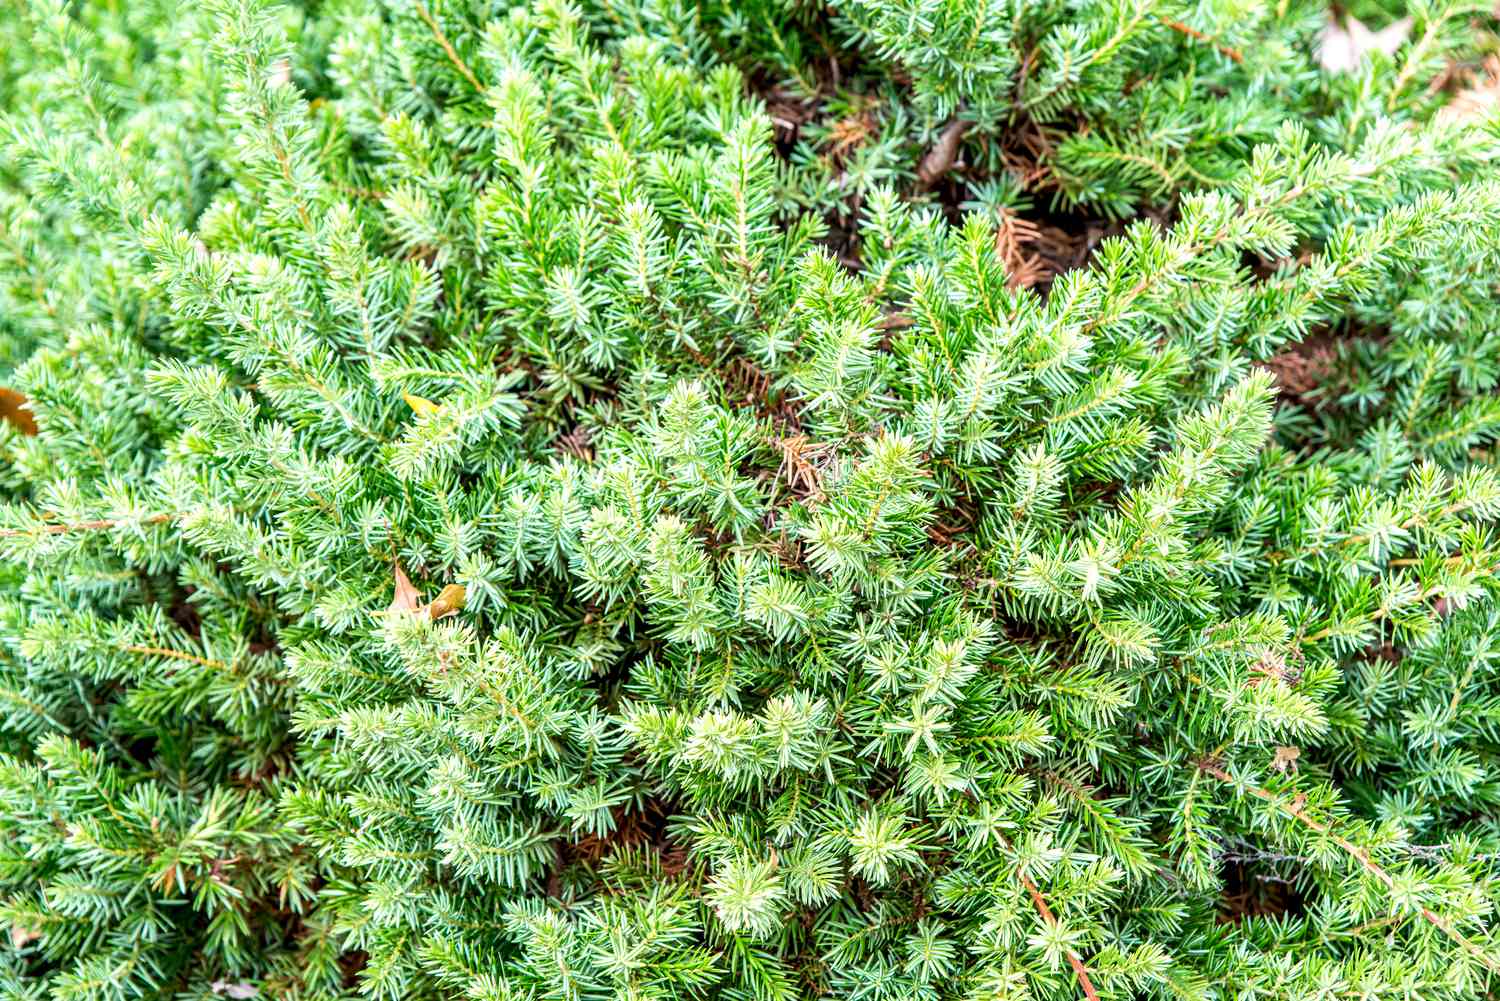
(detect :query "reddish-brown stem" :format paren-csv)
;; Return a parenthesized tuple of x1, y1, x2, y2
(0, 513, 175, 538)
(1157, 17, 1244, 64)
(123, 645, 228, 671)
(414, 1, 484, 93)
(1005, 859, 1101, 1001)
(1202, 764, 1500, 974)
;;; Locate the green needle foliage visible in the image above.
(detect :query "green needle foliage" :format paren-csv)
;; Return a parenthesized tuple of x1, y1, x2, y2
(2, 1, 1500, 1000)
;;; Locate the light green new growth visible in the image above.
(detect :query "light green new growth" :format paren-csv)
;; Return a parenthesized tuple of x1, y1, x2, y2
(1, 1, 1499, 1000)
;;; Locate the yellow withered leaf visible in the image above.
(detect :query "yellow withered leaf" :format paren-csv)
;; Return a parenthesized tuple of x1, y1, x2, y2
(427, 583, 467, 620)
(402, 391, 442, 417)
(387, 564, 465, 621)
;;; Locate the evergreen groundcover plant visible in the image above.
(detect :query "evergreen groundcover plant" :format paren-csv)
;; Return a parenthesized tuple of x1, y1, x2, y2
(3, 0, 1500, 998)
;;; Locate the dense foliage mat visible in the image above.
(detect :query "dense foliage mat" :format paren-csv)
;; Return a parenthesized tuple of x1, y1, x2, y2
(3, 1, 1500, 999)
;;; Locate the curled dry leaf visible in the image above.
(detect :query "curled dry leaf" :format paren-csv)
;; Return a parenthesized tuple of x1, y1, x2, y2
(427, 583, 467, 620)
(388, 563, 466, 620)
(1317, 14, 1411, 73)
(1271, 745, 1301, 774)
(388, 562, 423, 616)
(918, 118, 970, 187)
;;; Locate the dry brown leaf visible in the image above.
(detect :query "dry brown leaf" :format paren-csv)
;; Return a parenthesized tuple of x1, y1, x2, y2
(1440, 55, 1500, 123)
(918, 118, 970, 187)
(1317, 14, 1411, 73)
(426, 583, 467, 620)
(388, 562, 422, 616)
(1271, 745, 1301, 774)
(0, 387, 38, 436)
(388, 563, 468, 621)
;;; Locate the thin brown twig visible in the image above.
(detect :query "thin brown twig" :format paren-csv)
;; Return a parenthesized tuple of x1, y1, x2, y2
(123, 645, 229, 671)
(1157, 17, 1244, 64)
(1266, 499, 1480, 565)
(1202, 764, 1500, 975)
(1015, 869, 1102, 1001)
(414, 0, 484, 93)
(0, 513, 176, 538)
(995, 829, 1100, 1001)
(1301, 561, 1499, 643)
